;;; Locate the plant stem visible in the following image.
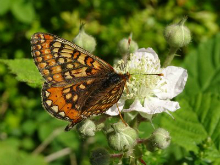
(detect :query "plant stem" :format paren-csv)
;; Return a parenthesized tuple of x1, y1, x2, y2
(162, 47, 179, 67)
(44, 148, 71, 162)
(136, 138, 147, 144)
(110, 153, 123, 158)
(32, 127, 63, 154)
(130, 116, 138, 129)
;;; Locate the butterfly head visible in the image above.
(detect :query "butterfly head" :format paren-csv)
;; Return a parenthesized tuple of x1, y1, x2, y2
(123, 72, 130, 81)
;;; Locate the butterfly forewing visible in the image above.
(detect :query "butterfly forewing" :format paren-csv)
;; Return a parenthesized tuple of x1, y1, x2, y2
(31, 32, 129, 131)
(31, 32, 113, 86)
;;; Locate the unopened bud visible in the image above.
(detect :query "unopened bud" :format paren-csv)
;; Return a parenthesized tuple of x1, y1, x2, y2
(90, 148, 110, 165)
(73, 24, 96, 53)
(164, 17, 191, 48)
(146, 128, 171, 151)
(107, 122, 137, 151)
(118, 34, 138, 55)
(76, 119, 96, 137)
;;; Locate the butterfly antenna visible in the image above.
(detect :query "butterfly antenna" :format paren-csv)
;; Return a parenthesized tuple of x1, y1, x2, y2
(130, 73, 164, 76)
(116, 103, 127, 126)
(65, 123, 74, 131)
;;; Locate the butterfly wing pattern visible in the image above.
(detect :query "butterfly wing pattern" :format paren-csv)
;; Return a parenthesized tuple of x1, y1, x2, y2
(31, 32, 129, 131)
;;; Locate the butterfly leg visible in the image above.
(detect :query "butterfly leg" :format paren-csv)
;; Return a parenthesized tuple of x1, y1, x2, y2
(116, 103, 127, 126)
(125, 83, 130, 94)
(65, 118, 84, 131)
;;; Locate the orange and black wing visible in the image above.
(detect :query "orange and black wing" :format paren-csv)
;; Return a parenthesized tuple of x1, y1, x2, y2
(81, 77, 126, 118)
(64, 77, 127, 131)
(41, 78, 103, 126)
(31, 32, 128, 131)
(31, 32, 113, 86)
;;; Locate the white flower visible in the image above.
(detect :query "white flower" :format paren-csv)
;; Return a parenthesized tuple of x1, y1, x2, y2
(105, 48, 188, 117)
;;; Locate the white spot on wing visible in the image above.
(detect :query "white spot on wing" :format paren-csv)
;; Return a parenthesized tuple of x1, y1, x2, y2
(51, 106, 59, 112)
(46, 100, 52, 106)
(45, 91, 50, 97)
(59, 111, 65, 117)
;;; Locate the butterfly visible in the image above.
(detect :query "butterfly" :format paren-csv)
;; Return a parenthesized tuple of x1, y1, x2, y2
(31, 32, 129, 131)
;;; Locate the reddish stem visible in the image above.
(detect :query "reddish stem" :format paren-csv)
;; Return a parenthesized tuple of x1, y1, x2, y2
(139, 158, 147, 165)
(137, 138, 147, 144)
(110, 153, 123, 159)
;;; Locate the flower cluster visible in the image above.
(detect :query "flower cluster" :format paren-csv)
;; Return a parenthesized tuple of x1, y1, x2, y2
(73, 18, 191, 164)
(106, 48, 188, 118)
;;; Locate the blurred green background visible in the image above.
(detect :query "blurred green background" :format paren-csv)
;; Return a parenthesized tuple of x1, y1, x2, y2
(0, 0, 220, 165)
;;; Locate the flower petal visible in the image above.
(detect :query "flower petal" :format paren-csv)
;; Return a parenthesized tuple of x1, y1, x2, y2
(154, 66, 188, 99)
(123, 99, 146, 113)
(123, 97, 179, 115)
(105, 99, 125, 116)
(143, 97, 180, 114)
(134, 48, 159, 60)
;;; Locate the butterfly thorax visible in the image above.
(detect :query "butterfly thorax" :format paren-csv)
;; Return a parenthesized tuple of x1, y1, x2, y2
(102, 72, 123, 88)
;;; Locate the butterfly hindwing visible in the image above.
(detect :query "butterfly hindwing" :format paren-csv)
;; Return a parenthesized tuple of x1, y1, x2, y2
(81, 73, 127, 117)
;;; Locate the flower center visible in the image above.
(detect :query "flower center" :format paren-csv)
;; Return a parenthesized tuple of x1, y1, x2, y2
(114, 52, 162, 100)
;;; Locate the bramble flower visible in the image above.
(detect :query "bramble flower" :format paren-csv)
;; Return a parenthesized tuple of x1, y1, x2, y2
(105, 48, 188, 117)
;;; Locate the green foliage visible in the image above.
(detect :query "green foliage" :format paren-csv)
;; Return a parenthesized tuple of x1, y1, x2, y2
(0, 142, 47, 165)
(0, 0, 11, 15)
(159, 33, 220, 164)
(161, 94, 220, 153)
(0, 59, 42, 87)
(11, 0, 36, 24)
(183, 33, 220, 95)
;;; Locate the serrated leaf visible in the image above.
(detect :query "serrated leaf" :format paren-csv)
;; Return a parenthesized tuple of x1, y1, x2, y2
(183, 33, 220, 96)
(160, 93, 220, 156)
(0, 59, 43, 87)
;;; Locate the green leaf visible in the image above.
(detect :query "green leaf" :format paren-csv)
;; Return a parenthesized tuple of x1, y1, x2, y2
(183, 33, 220, 96)
(0, 0, 11, 15)
(160, 93, 220, 156)
(56, 131, 80, 150)
(0, 142, 47, 165)
(11, 0, 35, 24)
(124, 112, 138, 123)
(0, 59, 43, 87)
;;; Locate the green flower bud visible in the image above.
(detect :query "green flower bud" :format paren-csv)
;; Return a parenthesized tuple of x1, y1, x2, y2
(118, 34, 138, 55)
(76, 119, 96, 137)
(146, 128, 171, 151)
(107, 122, 138, 151)
(103, 123, 114, 135)
(90, 148, 110, 165)
(164, 17, 191, 48)
(96, 123, 105, 131)
(73, 24, 96, 53)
